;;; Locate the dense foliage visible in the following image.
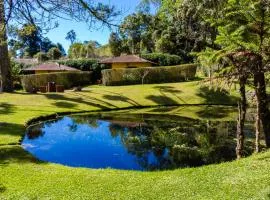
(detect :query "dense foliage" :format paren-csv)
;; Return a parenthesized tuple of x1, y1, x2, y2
(67, 41, 106, 59)
(109, 32, 122, 56)
(58, 59, 109, 82)
(8, 24, 66, 58)
(58, 59, 99, 71)
(47, 47, 62, 60)
(141, 53, 183, 66)
(107, 1, 224, 63)
(34, 52, 49, 62)
(10, 60, 25, 79)
(196, 0, 270, 153)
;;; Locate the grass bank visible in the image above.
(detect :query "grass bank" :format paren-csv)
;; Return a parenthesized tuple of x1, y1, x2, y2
(0, 81, 269, 199)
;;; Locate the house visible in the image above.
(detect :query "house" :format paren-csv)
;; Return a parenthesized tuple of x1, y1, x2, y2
(100, 55, 154, 69)
(23, 63, 80, 74)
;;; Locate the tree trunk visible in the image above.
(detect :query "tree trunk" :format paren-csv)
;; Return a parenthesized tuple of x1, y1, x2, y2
(254, 71, 270, 148)
(236, 75, 247, 159)
(0, 0, 13, 92)
(255, 96, 261, 153)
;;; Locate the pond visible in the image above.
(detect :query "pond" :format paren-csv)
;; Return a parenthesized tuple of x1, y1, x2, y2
(22, 107, 255, 171)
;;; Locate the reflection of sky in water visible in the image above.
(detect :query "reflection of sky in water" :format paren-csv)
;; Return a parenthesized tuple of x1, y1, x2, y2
(22, 114, 241, 171)
(23, 117, 157, 170)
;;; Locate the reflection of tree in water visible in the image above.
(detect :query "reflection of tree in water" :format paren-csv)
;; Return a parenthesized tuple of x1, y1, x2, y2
(26, 120, 58, 139)
(68, 122, 78, 132)
(26, 114, 250, 170)
(110, 124, 173, 170)
(27, 124, 45, 139)
(68, 115, 99, 133)
(68, 115, 100, 132)
(72, 115, 99, 129)
(108, 119, 237, 170)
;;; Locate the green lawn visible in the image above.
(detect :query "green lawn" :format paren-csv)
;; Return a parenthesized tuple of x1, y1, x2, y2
(0, 81, 270, 199)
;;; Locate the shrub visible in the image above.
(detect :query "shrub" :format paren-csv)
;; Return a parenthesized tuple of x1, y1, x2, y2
(102, 64, 197, 86)
(58, 59, 109, 82)
(266, 72, 270, 85)
(10, 61, 27, 89)
(10, 61, 23, 79)
(34, 52, 49, 62)
(141, 53, 183, 66)
(47, 47, 62, 60)
(58, 59, 98, 71)
(21, 71, 92, 92)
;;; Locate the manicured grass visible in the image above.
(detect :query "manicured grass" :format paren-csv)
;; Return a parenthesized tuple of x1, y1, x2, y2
(0, 81, 239, 145)
(0, 81, 269, 199)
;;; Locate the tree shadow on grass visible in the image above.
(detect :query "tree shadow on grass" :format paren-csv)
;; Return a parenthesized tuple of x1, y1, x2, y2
(70, 92, 118, 108)
(154, 86, 188, 104)
(101, 90, 141, 106)
(146, 95, 178, 105)
(154, 86, 183, 94)
(53, 101, 78, 109)
(197, 86, 239, 105)
(0, 145, 44, 166)
(0, 184, 6, 193)
(0, 123, 25, 144)
(0, 123, 46, 166)
(44, 93, 113, 110)
(103, 95, 141, 106)
(0, 103, 15, 115)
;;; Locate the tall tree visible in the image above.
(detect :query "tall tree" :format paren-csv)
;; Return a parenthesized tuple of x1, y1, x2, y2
(65, 30, 77, 45)
(67, 41, 99, 58)
(0, 0, 118, 91)
(40, 37, 57, 53)
(56, 43, 66, 56)
(68, 43, 84, 59)
(153, 0, 225, 60)
(8, 24, 62, 58)
(120, 13, 154, 54)
(8, 24, 42, 58)
(109, 32, 122, 56)
(0, 0, 12, 91)
(201, 0, 270, 149)
(198, 48, 251, 158)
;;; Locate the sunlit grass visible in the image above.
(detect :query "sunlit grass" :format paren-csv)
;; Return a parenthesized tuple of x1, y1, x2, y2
(0, 81, 269, 199)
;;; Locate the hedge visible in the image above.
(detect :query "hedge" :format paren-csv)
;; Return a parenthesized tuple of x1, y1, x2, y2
(140, 53, 183, 66)
(57, 59, 109, 82)
(21, 71, 92, 92)
(102, 64, 197, 86)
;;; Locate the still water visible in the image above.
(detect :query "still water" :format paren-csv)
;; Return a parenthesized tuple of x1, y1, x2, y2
(22, 111, 254, 171)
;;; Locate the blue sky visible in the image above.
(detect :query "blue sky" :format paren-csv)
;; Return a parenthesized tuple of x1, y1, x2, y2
(45, 0, 144, 51)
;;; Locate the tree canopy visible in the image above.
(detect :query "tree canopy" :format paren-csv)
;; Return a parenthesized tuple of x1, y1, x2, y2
(0, 0, 120, 91)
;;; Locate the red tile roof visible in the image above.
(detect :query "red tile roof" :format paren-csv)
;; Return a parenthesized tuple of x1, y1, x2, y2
(23, 63, 80, 72)
(100, 55, 154, 64)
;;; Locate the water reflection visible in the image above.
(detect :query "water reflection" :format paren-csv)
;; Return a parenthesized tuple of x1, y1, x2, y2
(22, 113, 253, 171)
